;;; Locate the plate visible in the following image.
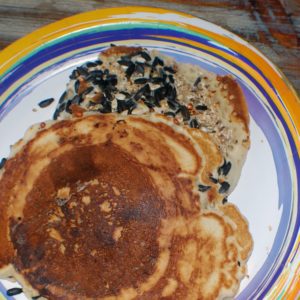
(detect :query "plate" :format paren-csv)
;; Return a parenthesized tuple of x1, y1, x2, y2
(0, 7, 299, 300)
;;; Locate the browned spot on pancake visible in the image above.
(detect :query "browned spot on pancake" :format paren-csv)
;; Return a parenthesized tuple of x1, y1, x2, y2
(101, 46, 143, 57)
(217, 75, 250, 133)
(10, 143, 164, 298)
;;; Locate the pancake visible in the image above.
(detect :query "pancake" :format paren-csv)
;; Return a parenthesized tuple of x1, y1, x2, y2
(0, 114, 252, 300)
(54, 46, 250, 194)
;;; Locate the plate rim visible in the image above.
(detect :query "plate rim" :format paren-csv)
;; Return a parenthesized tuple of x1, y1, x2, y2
(0, 6, 299, 299)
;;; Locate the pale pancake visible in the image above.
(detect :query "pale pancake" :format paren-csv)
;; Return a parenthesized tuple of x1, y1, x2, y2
(55, 46, 250, 194)
(0, 114, 252, 300)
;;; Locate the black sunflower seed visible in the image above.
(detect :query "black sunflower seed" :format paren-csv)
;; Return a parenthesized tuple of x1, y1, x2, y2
(134, 77, 148, 84)
(163, 66, 176, 74)
(82, 86, 94, 97)
(104, 69, 109, 76)
(144, 100, 156, 109)
(110, 43, 116, 47)
(53, 109, 59, 120)
(180, 105, 190, 121)
(198, 185, 211, 192)
(69, 69, 79, 79)
(134, 84, 151, 101)
(71, 95, 82, 105)
(190, 118, 199, 128)
(58, 91, 67, 104)
(151, 77, 164, 84)
(95, 59, 103, 65)
(125, 62, 136, 78)
(117, 100, 127, 113)
(100, 97, 112, 113)
(167, 100, 180, 111)
(118, 59, 132, 66)
(65, 100, 73, 113)
(86, 61, 98, 68)
(195, 104, 208, 111)
(119, 91, 131, 98)
(152, 57, 164, 67)
(209, 176, 218, 184)
(89, 70, 103, 78)
(219, 182, 230, 194)
(6, 288, 23, 296)
(38, 98, 55, 108)
(139, 51, 151, 61)
(218, 160, 232, 176)
(237, 261, 241, 267)
(154, 87, 167, 102)
(0, 158, 7, 169)
(168, 75, 175, 83)
(164, 111, 176, 117)
(194, 76, 202, 87)
(107, 74, 118, 86)
(77, 66, 89, 77)
(222, 197, 228, 204)
(74, 80, 80, 93)
(166, 85, 177, 102)
(135, 63, 145, 75)
(125, 99, 137, 114)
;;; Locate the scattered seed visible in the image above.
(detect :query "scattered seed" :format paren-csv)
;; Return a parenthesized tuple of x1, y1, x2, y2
(154, 86, 167, 102)
(69, 69, 79, 79)
(222, 197, 228, 204)
(190, 118, 199, 128)
(194, 76, 202, 87)
(71, 95, 82, 105)
(118, 59, 132, 66)
(152, 57, 164, 67)
(135, 63, 145, 75)
(117, 100, 127, 113)
(180, 105, 190, 121)
(65, 100, 73, 114)
(82, 86, 94, 97)
(237, 261, 241, 267)
(134, 84, 151, 101)
(0, 158, 7, 169)
(219, 181, 230, 194)
(151, 77, 164, 84)
(86, 61, 98, 68)
(74, 80, 80, 93)
(134, 77, 148, 84)
(100, 97, 112, 113)
(95, 59, 103, 65)
(38, 98, 55, 108)
(168, 75, 175, 83)
(58, 91, 67, 104)
(198, 184, 211, 192)
(167, 100, 180, 111)
(218, 160, 232, 176)
(139, 51, 151, 61)
(209, 176, 218, 184)
(6, 288, 23, 296)
(125, 62, 136, 78)
(195, 104, 208, 111)
(164, 111, 176, 117)
(77, 66, 89, 77)
(163, 66, 176, 74)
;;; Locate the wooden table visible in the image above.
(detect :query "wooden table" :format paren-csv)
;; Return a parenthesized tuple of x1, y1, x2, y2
(0, 0, 299, 95)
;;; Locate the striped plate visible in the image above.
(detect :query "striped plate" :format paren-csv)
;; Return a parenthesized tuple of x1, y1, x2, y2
(0, 7, 299, 300)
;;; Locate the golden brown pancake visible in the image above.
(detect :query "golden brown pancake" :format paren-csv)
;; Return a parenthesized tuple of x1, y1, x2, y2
(0, 114, 252, 299)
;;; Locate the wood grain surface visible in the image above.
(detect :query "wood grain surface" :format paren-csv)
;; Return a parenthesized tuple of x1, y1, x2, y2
(0, 0, 299, 95)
